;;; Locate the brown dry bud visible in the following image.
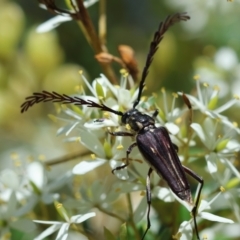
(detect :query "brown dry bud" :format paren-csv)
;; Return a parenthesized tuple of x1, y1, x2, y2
(118, 45, 139, 80)
(95, 52, 114, 63)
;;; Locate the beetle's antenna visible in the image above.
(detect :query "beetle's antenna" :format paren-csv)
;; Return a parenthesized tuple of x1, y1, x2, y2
(133, 12, 190, 109)
(20, 91, 123, 116)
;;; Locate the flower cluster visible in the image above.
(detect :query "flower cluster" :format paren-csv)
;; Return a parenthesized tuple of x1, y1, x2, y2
(48, 71, 239, 240)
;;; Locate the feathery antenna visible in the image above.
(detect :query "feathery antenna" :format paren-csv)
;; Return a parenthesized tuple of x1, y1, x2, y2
(133, 12, 190, 109)
(20, 91, 123, 116)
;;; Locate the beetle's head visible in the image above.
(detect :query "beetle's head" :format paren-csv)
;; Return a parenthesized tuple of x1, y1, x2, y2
(121, 109, 138, 124)
(121, 109, 145, 132)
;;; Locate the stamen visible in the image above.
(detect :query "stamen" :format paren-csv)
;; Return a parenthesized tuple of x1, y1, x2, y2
(161, 87, 169, 116)
(220, 186, 225, 192)
(38, 154, 46, 161)
(170, 93, 178, 119)
(195, 75, 203, 104)
(117, 144, 124, 150)
(214, 98, 238, 113)
(79, 70, 96, 97)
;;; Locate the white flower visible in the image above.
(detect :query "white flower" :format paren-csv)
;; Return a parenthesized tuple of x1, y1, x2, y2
(180, 78, 240, 133)
(37, 0, 99, 33)
(34, 205, 96, 240)
(72, 129, 133, 180)
(174, 190, 234, 240)
(27, 162, 73, 204)
(49, 73, 144, 179)
(191, 117, 240, 176)
(214, 47, 238, 71)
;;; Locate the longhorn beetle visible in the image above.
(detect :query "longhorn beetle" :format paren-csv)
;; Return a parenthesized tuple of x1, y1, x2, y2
(21, 13, 203, 240)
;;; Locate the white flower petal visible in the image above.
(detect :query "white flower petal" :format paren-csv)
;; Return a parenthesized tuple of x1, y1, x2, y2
(79, 129, 105, 157)
(27, 162, 45, 189)
(184, 94, 206, 112)
(100, 74, 118, 97)
(91, 180, 105, 201)
(45, 171, 72, 192)
(83, 0, 99, 8)
(117, 88, 131, 107)
(70, 212, 96, 223)
(72, 159, 106, 175)
(226, 140, 240, 151)
(34, 223, 62, 240)
(198, 199, 211, 213)
(133, 196, 147, 224)
(205, 153, 218, 173)
(0, 169, 19, 189)
(153, 187, 175, 202)
(110, 160, 129, 180)
(165, 122, 179, 135)
(15, 194, 38, 216)
(199, 212, 234, 223)
(55, 223, 70, 240)
(214, 47, 238, 71)
(81, 74, 96, 97)
(170, 190, 193, 212)
(215, 98, 239, 114)
(203, 118, 215, 137)
(37, 15, 72, 33)
(222, 158, 240, 179)
(5, 191, 17, 218)
(113, 181, 145, 193)
(33, 220, 62, 224)
(57, 122, 79, 136)
(64, 108, 82, 120)
(191, 123, 206, 146)
(178, 221, 193, 240)
(84, 118, 118, 129)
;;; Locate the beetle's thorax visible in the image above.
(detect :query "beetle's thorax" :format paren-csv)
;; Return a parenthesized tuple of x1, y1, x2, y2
(121, 109, 155, 132)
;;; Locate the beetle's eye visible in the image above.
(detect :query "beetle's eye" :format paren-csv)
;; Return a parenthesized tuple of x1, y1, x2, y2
(122, 115, 127, 124)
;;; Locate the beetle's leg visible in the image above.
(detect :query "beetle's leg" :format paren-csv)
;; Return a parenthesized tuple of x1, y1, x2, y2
(108, 130, 134, 137)
(152, 109, 159, 119)
(112, 142, 137, 174)
(183, 165, 204, 240)
(142, 168, 153, 240)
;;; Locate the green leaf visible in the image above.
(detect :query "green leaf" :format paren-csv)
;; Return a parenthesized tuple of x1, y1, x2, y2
(71, 104, 83, 115)
(96, 81, 105, 98)
(54, 201, 69, 222)
(216, 139, 229, 152)
(158, 108, 166, 122)
(225, 177, 240, 189)
(48, 114, 58, 123)
(207, 95, 218, 110)
(104, 227, 115, 240)
(29, 180, 41, 195)
(104, 140, 112, 159)
(119, 223, 127, 240)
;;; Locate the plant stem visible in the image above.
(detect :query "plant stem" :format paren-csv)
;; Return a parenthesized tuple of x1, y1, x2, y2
(46, 149, 90, 166)
(126, 193, 142, 240)
(75, 0, 117, 84)
(72, 223, 95, 240)
(97, 205, 125, 222)
(99, 0, 106, 46)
